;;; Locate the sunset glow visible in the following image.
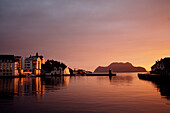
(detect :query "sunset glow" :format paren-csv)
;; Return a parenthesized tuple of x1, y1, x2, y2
(0, 0, 170, 71)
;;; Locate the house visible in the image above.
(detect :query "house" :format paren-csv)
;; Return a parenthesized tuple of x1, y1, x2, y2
(32, 52, 45, 64)
(151, 57, 170, 75)
(0, 53, 45, 76)
(23, 57, 41, 75)
(22, 53, 45, 75)
(42, 60, 71, 75)
(0, 55, 19, 76)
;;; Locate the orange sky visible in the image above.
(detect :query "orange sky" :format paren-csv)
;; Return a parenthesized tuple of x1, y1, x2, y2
(0, 0, 170, 71)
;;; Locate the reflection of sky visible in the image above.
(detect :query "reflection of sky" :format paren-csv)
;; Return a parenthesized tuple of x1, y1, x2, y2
(0, 73, 170, 113)
(1, 0, 170, 71)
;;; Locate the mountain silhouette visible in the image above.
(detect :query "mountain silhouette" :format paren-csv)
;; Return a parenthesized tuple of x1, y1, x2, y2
(94, 62, 146, 73)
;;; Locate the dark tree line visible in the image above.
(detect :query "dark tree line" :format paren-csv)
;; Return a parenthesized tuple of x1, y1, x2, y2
(41, 59, 73, 74)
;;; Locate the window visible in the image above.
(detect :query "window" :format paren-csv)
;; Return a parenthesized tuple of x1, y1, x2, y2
(38, 61, 41, 69)
(3, 64, 6, 70)
(0, 63, 2, 70)
(7, 63, 9, 70)
(10, 63, 12, 69)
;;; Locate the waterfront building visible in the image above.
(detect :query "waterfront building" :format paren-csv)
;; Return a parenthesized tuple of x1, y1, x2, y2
(0, 53, 45, 76)
(14, 56, 23, 75)
(0, 55, 19, 76)
(64, 67, 70, 74)
(42, 60, 71, 75)
(32, 52, 45, 64)
(23, 57, 42, 75)
(151, 57, 170, 75)
(22, 53, 45, 75)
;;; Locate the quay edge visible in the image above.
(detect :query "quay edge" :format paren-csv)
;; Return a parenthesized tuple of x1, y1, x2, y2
(138, 73, 170, 81)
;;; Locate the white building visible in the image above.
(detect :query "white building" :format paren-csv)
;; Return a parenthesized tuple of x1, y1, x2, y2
(23, 57, 41, 75)
(22, 53, 45, 75)
(45, 66, 70, 75)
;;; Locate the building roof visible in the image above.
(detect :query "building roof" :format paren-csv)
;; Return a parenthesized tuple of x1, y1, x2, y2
(162, 58, 170, 69)
(0, 55, 15, 62)
(151, 57, 170, 69)
(14, 56, 22, 58)
(29, 53, 44, 60)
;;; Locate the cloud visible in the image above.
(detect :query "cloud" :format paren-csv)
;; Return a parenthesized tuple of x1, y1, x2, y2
(0, 0, 170, 71)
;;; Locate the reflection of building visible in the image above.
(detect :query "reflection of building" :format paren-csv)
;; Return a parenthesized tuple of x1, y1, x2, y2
(0, 55, 19, 76)
(44, 76, 69, 90)
(64, 76, 70, 86)
(155, 81, 170, 100)
(32, 77, 45, 95)
(0, 77, 45, 96)
(109, 75, 133, 85)
(151, 58, 170, 75)
(140, 78, 170, 100)
(0, 76, 70, 97)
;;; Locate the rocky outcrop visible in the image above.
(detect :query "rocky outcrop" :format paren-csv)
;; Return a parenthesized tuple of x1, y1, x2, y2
(94, 62, 146, 73)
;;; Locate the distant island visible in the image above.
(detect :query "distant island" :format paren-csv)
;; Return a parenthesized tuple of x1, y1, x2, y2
(94, 62, 146, 73)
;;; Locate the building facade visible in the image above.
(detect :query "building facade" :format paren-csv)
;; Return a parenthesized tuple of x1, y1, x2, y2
(23, 53, 44, 75)
(0, 53, 45, 76)
(151, 57, 170, 75)
(0, 55, 19, 76)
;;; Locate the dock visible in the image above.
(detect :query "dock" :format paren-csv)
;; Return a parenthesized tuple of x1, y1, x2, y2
(0, 73, 116, 78)
(138, 73, 170, 81)
(43, 73, 116, 77)
(86, 73, 116, 76)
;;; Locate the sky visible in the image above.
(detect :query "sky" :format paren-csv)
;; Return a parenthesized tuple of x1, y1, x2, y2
(0, 0, 170, 71)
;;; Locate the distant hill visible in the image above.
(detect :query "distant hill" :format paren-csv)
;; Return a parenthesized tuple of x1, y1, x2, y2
(94, 62, 146, 73)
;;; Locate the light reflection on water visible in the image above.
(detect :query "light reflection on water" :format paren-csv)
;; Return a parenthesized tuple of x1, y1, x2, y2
(0, 73, 170, 113)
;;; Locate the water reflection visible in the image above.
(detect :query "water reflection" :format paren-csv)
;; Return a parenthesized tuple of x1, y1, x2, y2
(139, 77, 170, 100)
(1, 74, 170, 113)
(109, 75, 133, 85)
(0, 76, 70, 98)
(151, 81, 170, 100)
(44, 76, 70, 91)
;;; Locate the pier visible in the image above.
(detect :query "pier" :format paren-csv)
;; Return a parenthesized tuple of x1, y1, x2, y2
(138, 73, 170, 81)
(85, 73, 116, 76)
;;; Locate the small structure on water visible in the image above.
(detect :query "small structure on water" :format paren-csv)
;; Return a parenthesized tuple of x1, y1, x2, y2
(109, 69, 112, 75)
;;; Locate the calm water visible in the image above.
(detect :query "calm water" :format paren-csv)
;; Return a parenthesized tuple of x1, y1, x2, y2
(0, 73, 170, 113)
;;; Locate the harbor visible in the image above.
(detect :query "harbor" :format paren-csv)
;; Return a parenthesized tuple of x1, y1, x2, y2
(138, 57, 170, 82)
(1, 73, 170, 113)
